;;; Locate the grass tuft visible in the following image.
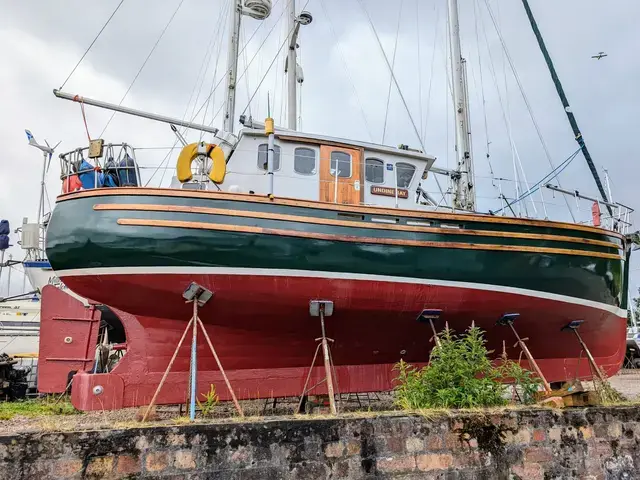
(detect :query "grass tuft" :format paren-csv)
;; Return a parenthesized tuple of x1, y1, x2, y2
(0, 396, 79, 421)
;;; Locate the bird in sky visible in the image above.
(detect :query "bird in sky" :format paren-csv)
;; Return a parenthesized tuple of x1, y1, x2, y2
(591, 52, 608, 60)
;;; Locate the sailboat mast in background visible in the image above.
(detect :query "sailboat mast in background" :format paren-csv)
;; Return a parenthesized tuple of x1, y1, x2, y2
(447, 0, 476, 212)
(287, 0, 297, 130)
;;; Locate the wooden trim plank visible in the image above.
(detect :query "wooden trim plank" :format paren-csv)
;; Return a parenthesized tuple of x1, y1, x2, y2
(57, 187, 625, 240)
(116, 218, 623, 260)
(95, 203, 622, 250)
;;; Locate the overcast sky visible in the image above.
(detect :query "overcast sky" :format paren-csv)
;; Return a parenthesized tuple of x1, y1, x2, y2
(1, 0, 639, 298)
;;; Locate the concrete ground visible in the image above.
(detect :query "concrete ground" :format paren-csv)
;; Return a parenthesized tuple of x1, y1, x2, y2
(608, 369, 640, 401)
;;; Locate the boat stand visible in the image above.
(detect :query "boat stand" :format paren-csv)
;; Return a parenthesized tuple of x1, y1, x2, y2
(418, 309, 443, 347)
(561, 320, 606, 382)
(297, 300, 338, 415)
(142, 283, 243, 422)
(498, 313, 552, 394)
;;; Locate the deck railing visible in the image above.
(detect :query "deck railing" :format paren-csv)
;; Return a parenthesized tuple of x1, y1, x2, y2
(59, 143, 141, 193)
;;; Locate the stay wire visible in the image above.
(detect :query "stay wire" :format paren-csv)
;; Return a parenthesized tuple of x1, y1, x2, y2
(422, 2, 439, 143)
(415, 0, 423, 141)
(193, 0, 291, 127)
(472, 0, 494, 182)
(142, 1, 225, 187)
(204, 4, 229, 132)
(195, 0, 231, 141)
(240, 0, 310, 118)
(318, 0, 373, 142)
(492, 148, 580, 216)
(381, 0, 404, 144)
(100, 0, 186, 138)
(356, 0, 446, 204)
(59, 0, 126, 90)
(481, 0, 575, 221)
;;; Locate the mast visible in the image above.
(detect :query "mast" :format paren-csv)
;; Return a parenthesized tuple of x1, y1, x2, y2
(287, 0, 297, 130)
(520, 0, 612, 215)
(447, 0, 475, 211)
(223, 0, 243, 133)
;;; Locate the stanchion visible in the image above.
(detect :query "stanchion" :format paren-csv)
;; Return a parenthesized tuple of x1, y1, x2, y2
(297, 300, 337, 415)
(142, 283, 243, 422)
(498, 313, 552, 394)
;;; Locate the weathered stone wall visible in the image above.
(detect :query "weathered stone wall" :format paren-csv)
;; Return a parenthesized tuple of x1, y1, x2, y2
(1, 407, 640, 479)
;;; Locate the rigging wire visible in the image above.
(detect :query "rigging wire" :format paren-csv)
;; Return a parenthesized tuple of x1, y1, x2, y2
(59, 0, 126, 90)
(415, 0, 423, 140)
(144, 1, 227, 187)
(471, 0, 495, 185)
(191, 0, 291, 127)
(421, 2, 439, 143)
(241, 22, 253, 120)
(318, 0, 373, 142)
(204, 8, 228, 132)
(163, 2, 231, 185)
(356, 0, 446, 204)
(240, 0, 311, 118)
(476, 3, 536, 217)
(199, 0, 231, 139)
(481, 0, 575, 221)
(271, 12, 283, 122)
(187, 3, 229, 143)
(100, 0, 187, 138)
(381, 0, 404, 144)
(491, 148, 581, 215)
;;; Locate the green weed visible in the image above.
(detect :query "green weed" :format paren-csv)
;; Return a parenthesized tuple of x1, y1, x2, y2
(394, 326, 541, 410)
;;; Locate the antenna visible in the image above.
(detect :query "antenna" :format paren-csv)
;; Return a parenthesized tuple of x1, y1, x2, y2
(25, 129, 60, 254)
(267, 91, 271, 118)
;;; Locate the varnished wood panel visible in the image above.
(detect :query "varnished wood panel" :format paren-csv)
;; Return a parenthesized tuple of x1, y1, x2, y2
(59, 188, 625, 240)
(116, 218, 622, 260)
(96, 204, 622, 250)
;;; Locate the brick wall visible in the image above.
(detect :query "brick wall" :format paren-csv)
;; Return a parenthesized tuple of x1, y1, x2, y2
(1, 407, 639, 479)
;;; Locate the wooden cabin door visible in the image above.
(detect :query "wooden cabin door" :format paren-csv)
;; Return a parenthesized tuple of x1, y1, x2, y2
(319, 145, 362, 205)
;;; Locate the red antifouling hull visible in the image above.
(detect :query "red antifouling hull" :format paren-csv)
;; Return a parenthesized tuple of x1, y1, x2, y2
(39, 271, 626, 411)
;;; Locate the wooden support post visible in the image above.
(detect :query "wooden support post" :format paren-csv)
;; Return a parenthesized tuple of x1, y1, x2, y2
(508, 323, 552, 394)
(571, 329, 606, 382)
(319, 306, 337, 415)
(142, 317, 194, 422)
(297, 343, 322, 414)
(196, 317, 244, 417)
(429, 318, 441, 347)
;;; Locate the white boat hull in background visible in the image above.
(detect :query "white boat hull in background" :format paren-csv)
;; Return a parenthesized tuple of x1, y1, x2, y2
(0, 298, 40, 355)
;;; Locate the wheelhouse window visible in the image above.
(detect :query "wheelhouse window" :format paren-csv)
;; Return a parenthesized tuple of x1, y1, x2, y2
(396, 162, 416, 188)
(365, 158, 384, 184)
(330, 151, 351, 178)
(257, 144, 281, 171)
(294, 147, 316, 175)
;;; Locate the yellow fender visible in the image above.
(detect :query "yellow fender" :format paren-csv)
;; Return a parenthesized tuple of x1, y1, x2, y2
(176, 143, 226, 183)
